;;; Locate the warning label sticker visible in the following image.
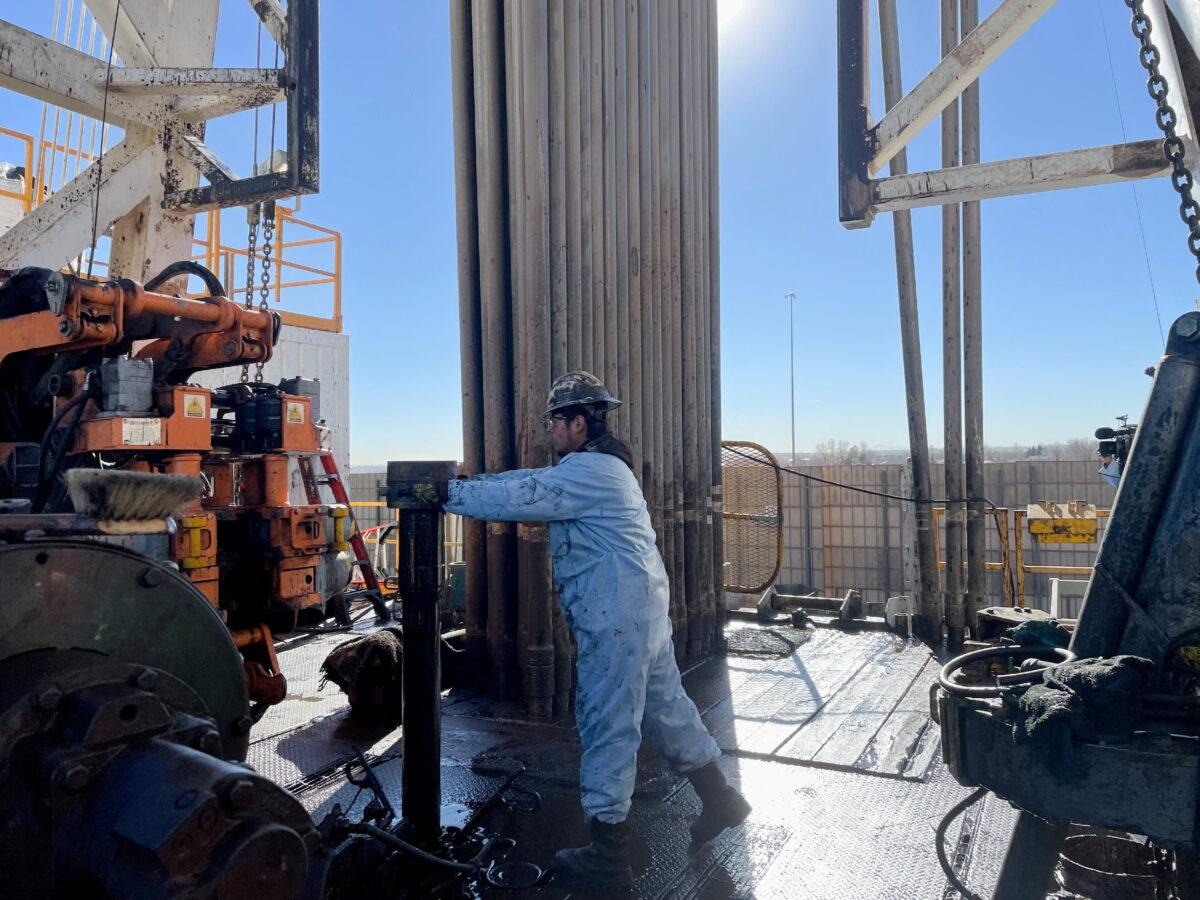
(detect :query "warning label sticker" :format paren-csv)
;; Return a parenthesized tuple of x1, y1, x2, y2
(122, 418, 163, 446)
(184, 394, 207, 418)
(286, 401, 306, 425)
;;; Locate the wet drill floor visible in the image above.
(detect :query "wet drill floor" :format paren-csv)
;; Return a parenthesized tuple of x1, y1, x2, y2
(249, 618, 1020, 898)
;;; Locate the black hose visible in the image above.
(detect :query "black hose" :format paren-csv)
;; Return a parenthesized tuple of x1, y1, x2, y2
(143, 260, 226, 297)
(939, 646, 1076, 699)
(33, 390, 91, 511)
(348, 823, 478, 873)
(936, 787, 987, 900)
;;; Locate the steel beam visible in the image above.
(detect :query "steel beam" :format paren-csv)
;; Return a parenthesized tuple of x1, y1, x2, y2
(247, 0, 289, 49)
(86, 0, 219, 68)
(0, 22, 165, 130)
(837, 0, 873, 227)
(0, 135, 157, 269)
(104, 67, 283, 94)
(870, 0, 1058, 176)
(177, 134, 237, 183)
(174, 87, 287, 124)
(873, 139, 1170, 212)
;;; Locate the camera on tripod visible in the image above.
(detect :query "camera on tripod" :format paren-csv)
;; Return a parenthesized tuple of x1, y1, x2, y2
(1096, 416, 1136, 486)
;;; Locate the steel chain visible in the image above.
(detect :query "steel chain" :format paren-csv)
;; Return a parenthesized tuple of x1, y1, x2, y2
(256, 202, 276, 382)
(241, 203, 262, 383)
(1127, 0, 1200, 284)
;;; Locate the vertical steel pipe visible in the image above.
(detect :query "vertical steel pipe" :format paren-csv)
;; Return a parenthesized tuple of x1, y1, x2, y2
(626, 0, 644, 481)
(679, 0, 702, 660)
(557, 0, 583, 717)
(449, 0, 488, 676)
(590, 0, 606, 375)
(640, 0, 663, 594)
(566, 0, 584, 371)
(614, 0, 630, 445)
(656, 0, 682, 651)
(579, 0, 595, 375)
(514, 0, 555, 718)
(695, 0, 715, 653)
(550, 0, 569, 380)
(667, 0, 690, 659)
(398, 506, 443, 842)
(941, 0, 966, 647)
(878, 0, 939, 639)
(707, 0, 725, 633)
(601, 0, 619, 438)
(471, 0, 519, 694)
(961, 0, 985, 634)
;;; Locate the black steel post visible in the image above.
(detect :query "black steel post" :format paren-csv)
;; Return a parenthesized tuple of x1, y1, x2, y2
(385, 461, 457, 844)
(992, 812, 1068, 900)
(837, 0, 873, 228)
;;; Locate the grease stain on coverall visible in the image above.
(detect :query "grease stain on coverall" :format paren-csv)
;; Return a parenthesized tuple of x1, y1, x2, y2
(445, 450, 720, 823)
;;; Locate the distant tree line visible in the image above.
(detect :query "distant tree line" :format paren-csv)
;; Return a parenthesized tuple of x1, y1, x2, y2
(795, 438, 1097, 466)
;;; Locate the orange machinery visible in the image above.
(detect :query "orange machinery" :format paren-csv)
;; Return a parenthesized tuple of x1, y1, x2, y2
(0, 263, 353, 708)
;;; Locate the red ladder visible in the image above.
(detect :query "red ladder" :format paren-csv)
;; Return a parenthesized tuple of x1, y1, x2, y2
(314, 451, 391, 622)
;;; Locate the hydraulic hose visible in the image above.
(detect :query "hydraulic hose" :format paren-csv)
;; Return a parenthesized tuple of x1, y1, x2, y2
(348, 823, 477, 874)
(143, 260, 226, 297)
(936, 787, 987, 900)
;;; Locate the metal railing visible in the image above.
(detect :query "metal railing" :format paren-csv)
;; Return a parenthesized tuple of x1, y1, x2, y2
(195, 205, 342, 333)
(1, 123, 342, 334)
(1012, 508, 1109, 610)
(932, 506, 1013, 607)
(930, 506, 1111, 610)
(348, 502, 464, 584)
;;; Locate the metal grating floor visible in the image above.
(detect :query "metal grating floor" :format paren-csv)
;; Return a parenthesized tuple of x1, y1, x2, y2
(246, 620, 1028, 898)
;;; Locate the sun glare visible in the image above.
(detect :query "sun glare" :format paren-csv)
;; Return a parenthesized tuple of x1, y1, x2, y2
(718, 0, 750, 33)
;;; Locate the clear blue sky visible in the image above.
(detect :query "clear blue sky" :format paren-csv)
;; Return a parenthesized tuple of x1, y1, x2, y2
(2, 1, 1192, 464)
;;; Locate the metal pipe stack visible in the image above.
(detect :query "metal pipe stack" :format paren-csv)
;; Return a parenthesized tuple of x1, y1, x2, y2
(450, 0, 723, 714)
(940, 0, 966, 647)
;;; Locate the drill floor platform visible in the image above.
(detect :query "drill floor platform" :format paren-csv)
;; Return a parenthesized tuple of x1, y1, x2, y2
(249, 619, 1026, 898)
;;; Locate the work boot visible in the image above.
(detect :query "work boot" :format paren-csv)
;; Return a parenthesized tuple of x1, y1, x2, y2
(553, 818, 634, 894)
(687, 761, 752, 844)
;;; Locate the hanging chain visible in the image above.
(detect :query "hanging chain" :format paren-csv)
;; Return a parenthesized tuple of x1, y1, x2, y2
(241, 203, 262, 383)
(1127, 0, 1200, 284)
(255, 201, 276, 382)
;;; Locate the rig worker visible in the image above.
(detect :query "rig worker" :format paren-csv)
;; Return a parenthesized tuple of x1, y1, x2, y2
(445, 371, 750, 893)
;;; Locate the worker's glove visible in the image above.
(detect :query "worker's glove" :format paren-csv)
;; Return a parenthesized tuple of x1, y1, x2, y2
(410, 480, 451, 507)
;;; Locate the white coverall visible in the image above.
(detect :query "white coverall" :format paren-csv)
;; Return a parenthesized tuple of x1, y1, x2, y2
(445, 450, 721, 823)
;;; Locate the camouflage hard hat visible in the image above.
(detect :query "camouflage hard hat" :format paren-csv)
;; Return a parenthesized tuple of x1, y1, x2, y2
(545, 371, 621, 416)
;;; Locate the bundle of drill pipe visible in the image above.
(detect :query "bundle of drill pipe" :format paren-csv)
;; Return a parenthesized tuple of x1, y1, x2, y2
(450, 0, 723, 716)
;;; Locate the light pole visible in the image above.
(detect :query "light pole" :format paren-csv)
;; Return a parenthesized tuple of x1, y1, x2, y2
(785, 292, 796, 464)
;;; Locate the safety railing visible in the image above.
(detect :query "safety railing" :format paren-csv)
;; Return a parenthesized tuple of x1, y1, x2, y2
(348, 502, 464, 585)
(931, 506, 1013, 607)
(0, 128, 35, 214)
(930, 505, 1111, 610)
(1, 125, 340, 334)
(193, 205, 342, 333)
(1012, 508, 1109, 610)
